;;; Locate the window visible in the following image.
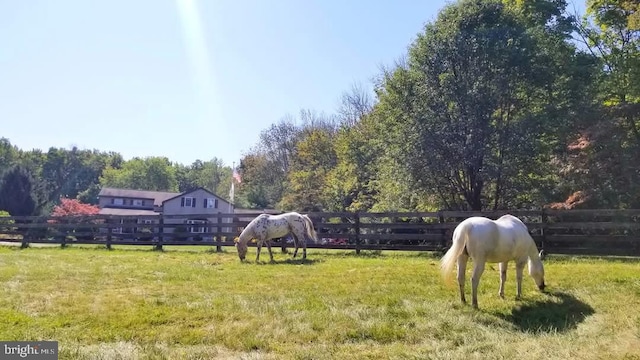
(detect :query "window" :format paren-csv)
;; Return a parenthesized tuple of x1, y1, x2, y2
(186, 219, 206, 233)
(204, 198, 218, 209)
(181, 197, 196, 207)
(114, 218, 135, 233)
(142, 219, 153, 224)
(112, 198, 124, 206)
(133, 199, 145, 206)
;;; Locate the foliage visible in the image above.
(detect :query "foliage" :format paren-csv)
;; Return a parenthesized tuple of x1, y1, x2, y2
(100, 156, 178, 192)
(0, 210, 15, 234)
(51, 198, 100, 217)
(0, 165, 45, 216)
(279, 127, 337, 211)
(558, 0, 640, 208)
(368, 0, 594, 210)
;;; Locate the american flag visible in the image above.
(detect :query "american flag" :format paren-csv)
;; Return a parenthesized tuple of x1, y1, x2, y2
(232, 168, 242, 183)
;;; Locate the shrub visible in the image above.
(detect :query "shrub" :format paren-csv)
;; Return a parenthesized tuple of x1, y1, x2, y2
(173, 225, 189, 241)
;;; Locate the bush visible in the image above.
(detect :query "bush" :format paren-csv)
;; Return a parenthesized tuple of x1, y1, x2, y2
(173, 225, 189, 241)
(0, 210, 15, 234)
(136, 227, 154, 241)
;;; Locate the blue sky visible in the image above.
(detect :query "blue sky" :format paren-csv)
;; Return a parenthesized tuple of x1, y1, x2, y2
(0, 1, 586, 167)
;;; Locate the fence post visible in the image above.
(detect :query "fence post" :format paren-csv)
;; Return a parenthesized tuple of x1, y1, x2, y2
(354, 212, 361, 255)
(60, 229, 67, 249)
(20, 224, 29, 249)
(155, 217, 164, 251)
(540, 209, 547, 255)
(438, 210, 447, 253)
(216, 212, 222, 253)
(106, 225, 112, 250)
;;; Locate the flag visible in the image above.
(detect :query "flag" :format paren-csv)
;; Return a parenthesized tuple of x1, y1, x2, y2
(229, 181, 235, 203)
(232, 168, 242, 183)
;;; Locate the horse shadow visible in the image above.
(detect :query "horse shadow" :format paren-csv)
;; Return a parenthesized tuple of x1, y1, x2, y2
(249, 258, 322, 265)
(494, 291, 595, 333)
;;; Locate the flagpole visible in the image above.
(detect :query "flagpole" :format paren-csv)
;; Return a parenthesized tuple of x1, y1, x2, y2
(228, 161, 234, 234)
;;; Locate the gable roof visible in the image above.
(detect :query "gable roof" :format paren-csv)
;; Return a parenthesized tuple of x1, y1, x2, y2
(98, 187, 180, 207)
(161, 187, 229, 205)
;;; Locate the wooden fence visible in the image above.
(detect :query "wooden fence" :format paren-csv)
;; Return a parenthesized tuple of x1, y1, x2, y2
(1, 209, 640, 256)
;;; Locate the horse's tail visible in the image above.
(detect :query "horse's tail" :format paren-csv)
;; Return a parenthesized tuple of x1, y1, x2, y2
(440, 221, 471, 284)
(302, 214, 318, 243)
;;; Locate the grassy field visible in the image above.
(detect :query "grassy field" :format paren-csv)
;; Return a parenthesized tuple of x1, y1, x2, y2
(0, 245, 639, 360)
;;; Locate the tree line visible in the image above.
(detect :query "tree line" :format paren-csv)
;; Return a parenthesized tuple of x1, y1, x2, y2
(0, 139, 238, 216)
(236, 0, 640, 212)
(1, 0, 638, 216)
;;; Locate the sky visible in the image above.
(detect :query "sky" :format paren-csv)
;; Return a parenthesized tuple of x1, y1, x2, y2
(0, 0, 587, 168)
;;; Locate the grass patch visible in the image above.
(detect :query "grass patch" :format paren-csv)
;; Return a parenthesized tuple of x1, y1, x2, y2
(0, 246, 639, 359)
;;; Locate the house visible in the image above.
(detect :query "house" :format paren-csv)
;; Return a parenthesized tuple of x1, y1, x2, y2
(97, 187, 234, 238)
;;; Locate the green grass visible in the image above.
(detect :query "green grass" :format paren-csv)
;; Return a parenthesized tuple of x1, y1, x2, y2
(0, 245, 639, 359)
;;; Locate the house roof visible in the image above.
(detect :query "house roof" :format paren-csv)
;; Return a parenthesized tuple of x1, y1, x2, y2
(98, 187, 180, 207)
(98, 208, 160, 216)
(234, 208, 280, 214)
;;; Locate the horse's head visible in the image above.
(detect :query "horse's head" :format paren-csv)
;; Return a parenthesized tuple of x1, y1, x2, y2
(235, 237, 248, 261)
(529, 250, 546, 291)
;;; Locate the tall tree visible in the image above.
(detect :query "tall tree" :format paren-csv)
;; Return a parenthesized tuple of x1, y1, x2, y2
(100, 156, 178, 192)
(337, 82, 375, 127)
(0, 165, 44, 216)
(372, 0, 594, 210)
(280, 127, 338, 211)
(563, 0, 640, 207)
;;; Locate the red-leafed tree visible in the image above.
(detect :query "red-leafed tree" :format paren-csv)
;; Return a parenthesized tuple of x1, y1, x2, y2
(50, 198, 101, 241)
(51, 198, 100, 217)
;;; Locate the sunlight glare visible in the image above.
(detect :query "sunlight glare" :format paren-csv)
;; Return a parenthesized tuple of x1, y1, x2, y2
(175, 0, 223, 128)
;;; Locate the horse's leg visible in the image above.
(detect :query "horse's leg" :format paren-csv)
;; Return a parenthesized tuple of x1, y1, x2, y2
(515, 260, 526, 300)
(301, 235, 307, 259)
(266, 240, 274, 262)
(292, 234, 299, 258)
(471, 260, 486, 309)
(255, 240, 262, 262)
(457, 253, 469, 304)
(292, 228, 307, 259)
(498, 261, 508, 299)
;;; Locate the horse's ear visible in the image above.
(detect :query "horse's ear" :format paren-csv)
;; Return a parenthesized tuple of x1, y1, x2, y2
(539, 249, 546, 261)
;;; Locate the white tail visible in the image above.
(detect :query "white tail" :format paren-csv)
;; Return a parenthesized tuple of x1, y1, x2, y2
(440, 222, 470, 283)
(302, 215, 318, 243)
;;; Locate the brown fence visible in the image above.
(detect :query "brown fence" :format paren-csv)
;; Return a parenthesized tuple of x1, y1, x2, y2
(1, 209, 640, 256)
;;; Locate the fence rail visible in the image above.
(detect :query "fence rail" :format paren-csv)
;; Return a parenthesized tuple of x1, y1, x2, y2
(1, 209, 640, 256)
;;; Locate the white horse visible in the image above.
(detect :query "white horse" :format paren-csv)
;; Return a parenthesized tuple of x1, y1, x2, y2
(440, 214, 546, 308)
(235, 212, 318, 262)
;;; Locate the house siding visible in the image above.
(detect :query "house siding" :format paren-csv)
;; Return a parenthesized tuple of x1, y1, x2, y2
(162, 188, 234, 236)
(98, 196, 156, 210)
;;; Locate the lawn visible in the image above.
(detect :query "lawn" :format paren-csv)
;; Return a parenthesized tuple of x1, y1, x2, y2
(0, 245, 639, 360)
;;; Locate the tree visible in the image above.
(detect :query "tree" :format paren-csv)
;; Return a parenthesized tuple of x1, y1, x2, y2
(280, 127, 337, 211)
(100, 156, 178, 192)
(175, 158, 229, 196)
(324, 123, 379, 212)
(337, 82, 374, 127)
(51, 198, 100, 217)
(373, 0, 593, 210)
(0, 165, 43, 216)
(0, 138, 18, 174)
(555, 0, 640, 208)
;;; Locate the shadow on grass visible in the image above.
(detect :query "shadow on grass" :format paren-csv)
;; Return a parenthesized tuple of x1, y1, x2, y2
(242, 258, 323, 265)
(495, 291, 595, 333)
